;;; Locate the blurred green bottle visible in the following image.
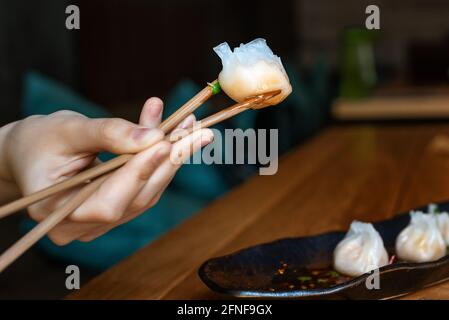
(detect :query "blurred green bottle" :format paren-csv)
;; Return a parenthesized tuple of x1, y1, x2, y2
(340, 28, 379, 99)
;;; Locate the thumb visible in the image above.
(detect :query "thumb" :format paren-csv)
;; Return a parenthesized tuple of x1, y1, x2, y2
(67, 117, 164, 154)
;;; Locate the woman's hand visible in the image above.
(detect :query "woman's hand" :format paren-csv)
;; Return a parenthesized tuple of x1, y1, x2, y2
(0, 98, 213, 245)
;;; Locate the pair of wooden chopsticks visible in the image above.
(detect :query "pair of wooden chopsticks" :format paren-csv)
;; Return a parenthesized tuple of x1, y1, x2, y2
(0, 80, 280, 273)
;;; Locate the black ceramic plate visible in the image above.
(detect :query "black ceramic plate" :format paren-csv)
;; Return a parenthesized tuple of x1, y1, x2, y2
(199, 202, 449, 299)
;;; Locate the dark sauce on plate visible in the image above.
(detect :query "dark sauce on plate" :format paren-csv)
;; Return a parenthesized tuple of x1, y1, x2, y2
(269, 255, 400, 291)
(269, 261, 352, 291)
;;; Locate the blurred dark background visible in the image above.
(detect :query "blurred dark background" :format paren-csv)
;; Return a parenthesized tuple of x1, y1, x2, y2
(0, 0, 299, 124)
(1, 0, 449, 299)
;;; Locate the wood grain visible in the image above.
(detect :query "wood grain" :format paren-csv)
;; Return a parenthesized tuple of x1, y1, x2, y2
(333, 95, 449, 120)
(68, 124, 449, 300)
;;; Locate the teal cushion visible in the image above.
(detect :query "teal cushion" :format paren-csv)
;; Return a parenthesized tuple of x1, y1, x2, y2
(22, 72, 109, 118)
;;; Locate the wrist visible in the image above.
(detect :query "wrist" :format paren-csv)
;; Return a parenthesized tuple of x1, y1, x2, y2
(0, 122, 16, 188)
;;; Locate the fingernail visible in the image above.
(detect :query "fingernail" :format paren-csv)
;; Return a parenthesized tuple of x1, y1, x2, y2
(149, 102, 163, 117)
(199, 130, 214, 147)
(169, 128, 189, 142)
(180, 115, 195, 129)
(133, 128, 163, 145)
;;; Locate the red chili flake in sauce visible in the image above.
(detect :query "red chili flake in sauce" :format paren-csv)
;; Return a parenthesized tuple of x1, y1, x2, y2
(389, 255, 397, 264)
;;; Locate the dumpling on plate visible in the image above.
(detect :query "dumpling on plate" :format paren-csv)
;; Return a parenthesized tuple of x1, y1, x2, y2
(213, 38, 292, 106)
(436, 212, 449, 246)
(395, 211, 446, 263)
(333, 221, 389, 277)
(426, 203, 449, 246)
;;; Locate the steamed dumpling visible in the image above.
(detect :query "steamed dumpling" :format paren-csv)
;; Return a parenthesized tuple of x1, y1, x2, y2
(436, 212, 449, 246)
(426, 204, 449, 246)
(395, 211, 446, 262)
(213, 38, 292, 106)
(333, 221, 389, 277)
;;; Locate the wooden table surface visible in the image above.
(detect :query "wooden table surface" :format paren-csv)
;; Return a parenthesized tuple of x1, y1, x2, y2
(69, 123, 449, 300)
